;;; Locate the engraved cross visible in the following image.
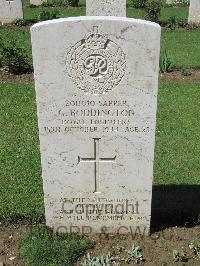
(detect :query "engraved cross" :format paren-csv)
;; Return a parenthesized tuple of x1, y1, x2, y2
(78, 138, 116, 193)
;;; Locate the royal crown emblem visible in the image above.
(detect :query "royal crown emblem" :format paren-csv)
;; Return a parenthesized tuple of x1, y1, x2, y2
(66, 26, 126, 95)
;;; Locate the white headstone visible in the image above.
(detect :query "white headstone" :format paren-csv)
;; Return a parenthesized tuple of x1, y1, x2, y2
(166, 0, 175, 5)
(31, 12, 160, 235)
(86, 0, 126, 16)
(189, 0, 200, 24)
(0, 0, 23, 24)
(30, 0, 47, 7)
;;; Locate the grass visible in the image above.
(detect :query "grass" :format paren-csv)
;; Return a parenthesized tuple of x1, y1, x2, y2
(160, 6, 188, 22)
(161, 29, 200, 68)
(20, 0, 189, 21)
(0, 28, 31, 54)
(1, 2, 199, 69)
(23, 6, 85, 20)
(0, 83, 43, 222)
(19, 224, 93, 266)
(0, 27, 200, 69)
(28, 6, 183, 22)
(155, 83, 200, 184)
(0, 82, 199, 222)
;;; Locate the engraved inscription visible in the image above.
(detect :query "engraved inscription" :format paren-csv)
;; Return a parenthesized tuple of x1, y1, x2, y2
(78, 138, 116, 193)
(66, 26, 126, 94)
(43, 98, 151, 135)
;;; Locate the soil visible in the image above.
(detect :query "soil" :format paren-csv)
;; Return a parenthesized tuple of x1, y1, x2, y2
(81, 226, 200, 266)
(0, 223, 30, 266)
(0, 70, 34, 84)
(0, 223, 199, 266)
(160, 69, 200, 83)
(1, 69, 200, 84)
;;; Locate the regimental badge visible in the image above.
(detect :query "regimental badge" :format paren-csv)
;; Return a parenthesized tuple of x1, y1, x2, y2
(66, 26, 126, 95)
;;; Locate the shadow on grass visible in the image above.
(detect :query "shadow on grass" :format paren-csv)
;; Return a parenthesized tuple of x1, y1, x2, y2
(151, 185, 200, 231)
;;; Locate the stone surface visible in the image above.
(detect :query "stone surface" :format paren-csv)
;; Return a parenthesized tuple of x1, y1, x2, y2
(31, 16, 160, 234)
(86, 0, 126, 16)
(0, 0, 23, 24)
(189, 0, 200, 24)
(166, 0, 175, 4)
(30, 0, 47, 6)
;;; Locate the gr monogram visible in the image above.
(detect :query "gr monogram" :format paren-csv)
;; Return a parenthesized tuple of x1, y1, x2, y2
(66, 26, 126, 95)
(84, 55, 107, 78)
